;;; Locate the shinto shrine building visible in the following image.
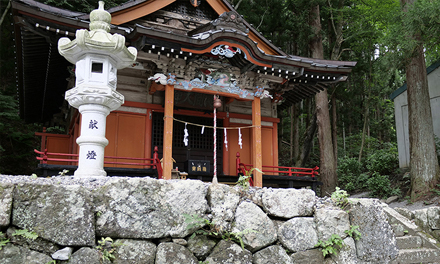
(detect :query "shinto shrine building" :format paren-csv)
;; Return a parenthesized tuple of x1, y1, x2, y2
(11, 0, 356, 187)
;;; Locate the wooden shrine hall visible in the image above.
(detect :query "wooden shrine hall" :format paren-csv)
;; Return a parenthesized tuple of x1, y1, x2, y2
(11, 0, 356, 187)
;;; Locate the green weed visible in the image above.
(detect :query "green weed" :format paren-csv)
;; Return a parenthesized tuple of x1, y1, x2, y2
(12, 229, 38, 240)
(315, 234, 345, 257)
(331, 187, 350, 209)
(236, 168, 263, 191)
(95, 237, 123, 263)
(0, 232, 9, 250)
(184, 213, 256, 250)
(58, 169, 69, 176)
(344, 225, 361, 241)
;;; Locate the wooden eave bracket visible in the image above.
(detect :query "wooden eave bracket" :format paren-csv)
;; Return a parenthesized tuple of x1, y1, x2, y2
(149, 82, 165, 94)
(224, 97, 234, 104)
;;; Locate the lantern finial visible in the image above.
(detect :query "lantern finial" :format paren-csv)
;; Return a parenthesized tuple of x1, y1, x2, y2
(89, 1, 111, 32)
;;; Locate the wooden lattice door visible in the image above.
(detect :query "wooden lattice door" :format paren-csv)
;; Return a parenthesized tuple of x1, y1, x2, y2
(152, 112, 223, 175)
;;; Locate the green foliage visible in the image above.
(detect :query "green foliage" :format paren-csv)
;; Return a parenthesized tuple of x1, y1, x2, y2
(37, 0, 130, 13)
(337, 157, 368, 192)
(338, 157, 363, 176)
(0, 91, 39, 174)
(391, 0, 440, 62)
(431, 187, 440, 196)
(366, 172, 400, 198)
(331, 187, 350, 209)
(230, 0, 314, 56)
(365, 146, 398, 175)
(45, 261, 57, 264)
(435, 135, 440, 165)
(58, 169, 69, 176)
(315, 234, 345, 257)
(184, 213, 214, 236)
(184, 213, 256, 250)
(0, 232, 9, 250)
(338, 135, 385, 163)
(236, 167, 263, 191)
(96, 237, 123, 262)
(236, 174, 252, 191)
(0, 2, 41, 174)
(45, 126, 66, 134)
(315, 226, 361, 257)
(344, 225, 361, 241)
(222, 228, 257, 250)
(12, 229, 38, 240)
(337, 135, 400, 197)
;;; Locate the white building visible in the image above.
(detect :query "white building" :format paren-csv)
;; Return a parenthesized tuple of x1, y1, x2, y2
(391, 61, 440, 168)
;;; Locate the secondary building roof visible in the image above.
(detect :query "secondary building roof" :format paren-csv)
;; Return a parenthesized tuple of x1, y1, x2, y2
(390, 60, 440, 100)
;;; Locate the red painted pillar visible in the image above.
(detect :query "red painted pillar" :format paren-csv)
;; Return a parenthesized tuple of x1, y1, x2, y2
(252, 97, 262, 187)
(162, 84, 174, 180)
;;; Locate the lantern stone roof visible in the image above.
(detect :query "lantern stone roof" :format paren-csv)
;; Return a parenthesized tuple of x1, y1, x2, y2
(11, 0, 356, 123)
(58, 2, 137, 69)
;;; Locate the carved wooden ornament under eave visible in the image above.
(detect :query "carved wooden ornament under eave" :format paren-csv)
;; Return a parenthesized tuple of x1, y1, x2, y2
(188, 11, 249, 36)
(190, 0, 201, 7)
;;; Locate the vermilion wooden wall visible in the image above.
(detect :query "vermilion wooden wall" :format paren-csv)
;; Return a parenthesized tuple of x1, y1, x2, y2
(105, 112, 149, 168)
(226, 124, 275, 175)
(46, 136, 70, 165)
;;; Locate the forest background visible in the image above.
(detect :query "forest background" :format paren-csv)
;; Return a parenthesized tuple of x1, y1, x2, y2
(1, 0, 440, 200)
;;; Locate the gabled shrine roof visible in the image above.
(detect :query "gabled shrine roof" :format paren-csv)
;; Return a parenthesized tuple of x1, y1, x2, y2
(11, 0, 356, 123)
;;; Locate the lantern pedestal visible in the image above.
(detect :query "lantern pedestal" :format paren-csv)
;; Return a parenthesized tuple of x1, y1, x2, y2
(65, 87, 124, 177)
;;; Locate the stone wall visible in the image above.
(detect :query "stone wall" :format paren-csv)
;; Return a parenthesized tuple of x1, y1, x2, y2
(0, 177, 399, 263)
(396, 206, 440, 241)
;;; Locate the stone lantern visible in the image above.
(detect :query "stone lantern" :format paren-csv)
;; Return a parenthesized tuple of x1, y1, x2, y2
(58, 1, 137, 177)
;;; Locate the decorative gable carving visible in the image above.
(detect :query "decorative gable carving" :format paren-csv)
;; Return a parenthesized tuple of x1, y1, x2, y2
(188, 11, 249, 36)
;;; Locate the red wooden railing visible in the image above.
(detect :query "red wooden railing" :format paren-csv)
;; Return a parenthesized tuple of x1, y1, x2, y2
(34, 146, 163, 178)
(236, 152, 319, 186)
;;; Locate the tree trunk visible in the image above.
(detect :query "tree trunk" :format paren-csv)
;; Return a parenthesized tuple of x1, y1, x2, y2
(297, 112, 318, 167)
(305, 98, 311, 127)
(401, 0, 440, 200)
(406, 44, 439, 199)
(278, 109, 283, 163)
(358, 100, 369, 162)
(294, 104, 300, 164)
(359, 48, 372, 162)
(290, 106, 294, 161)
(331, 92, 338, 166)
(309, 4, 337, 196)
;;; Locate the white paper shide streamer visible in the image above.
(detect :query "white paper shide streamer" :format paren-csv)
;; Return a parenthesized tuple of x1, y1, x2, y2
(201, 126, 205, 134)
(238, 128, 243, 149)
(224, 128, 228, 151)
(183, 123, 189, 146)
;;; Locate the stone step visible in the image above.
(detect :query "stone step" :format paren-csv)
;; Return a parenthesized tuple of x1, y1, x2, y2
(396, 236, 423, 249)
(391, 248, 440, 264)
